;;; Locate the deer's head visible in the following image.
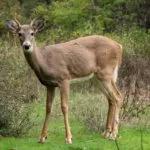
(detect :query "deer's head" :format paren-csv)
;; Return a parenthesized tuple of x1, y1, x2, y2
(6, 19, 44, 52)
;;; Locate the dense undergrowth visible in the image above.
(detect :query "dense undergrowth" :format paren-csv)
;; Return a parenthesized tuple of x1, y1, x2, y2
(0, 39, 40, 136)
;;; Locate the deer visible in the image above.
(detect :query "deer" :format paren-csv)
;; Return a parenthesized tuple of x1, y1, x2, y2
(6, 19, 123, 144)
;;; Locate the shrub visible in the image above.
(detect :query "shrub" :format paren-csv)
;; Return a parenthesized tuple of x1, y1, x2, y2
(119, 54, 150, 123)
(107, 27, 150, 57)
(0, 36, 39, 137)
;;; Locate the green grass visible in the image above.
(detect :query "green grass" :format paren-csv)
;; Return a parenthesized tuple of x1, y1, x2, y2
(0, 120, 150, 150)
(0, 90, 150, 150)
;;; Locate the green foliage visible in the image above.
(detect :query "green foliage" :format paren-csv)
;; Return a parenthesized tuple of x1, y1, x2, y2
(106, 26, 150, 57)
(1, 0, 150, 43)
(30, 0, 150, 58)
(31, 0, 103, 41)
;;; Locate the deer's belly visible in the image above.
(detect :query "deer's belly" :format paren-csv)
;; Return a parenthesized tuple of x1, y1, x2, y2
(70, 73, 94, 84)
(37, 67, 70, 86)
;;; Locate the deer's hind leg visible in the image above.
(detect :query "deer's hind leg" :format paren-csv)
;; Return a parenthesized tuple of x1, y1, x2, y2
(96, 72, 123, 140)
(111, 81, 123, 139)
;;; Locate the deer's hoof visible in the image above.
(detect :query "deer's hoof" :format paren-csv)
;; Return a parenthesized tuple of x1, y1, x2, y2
(38, 136, 47, 143)
(66, 138, 72, 144)
(103, 130, 111, 139)
(103, 130, 117, 140)
(109, 132, 117, 140)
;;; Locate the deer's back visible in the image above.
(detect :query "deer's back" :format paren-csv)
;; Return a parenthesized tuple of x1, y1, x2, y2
(37, 35, 122, 85)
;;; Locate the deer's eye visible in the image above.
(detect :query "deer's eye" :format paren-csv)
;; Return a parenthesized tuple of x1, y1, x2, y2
(31, 32, 34, 36)
(18, 33, 22, 36)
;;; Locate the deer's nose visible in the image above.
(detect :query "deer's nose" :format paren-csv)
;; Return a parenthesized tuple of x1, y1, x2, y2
(23, 44, 31, 50)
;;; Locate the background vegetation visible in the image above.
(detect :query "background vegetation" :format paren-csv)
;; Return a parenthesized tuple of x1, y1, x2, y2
(0, 0, 150, 149)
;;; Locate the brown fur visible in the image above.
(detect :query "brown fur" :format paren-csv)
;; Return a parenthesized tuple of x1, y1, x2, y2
(25, 35, 122, 86)
(7, 19, 123, 144)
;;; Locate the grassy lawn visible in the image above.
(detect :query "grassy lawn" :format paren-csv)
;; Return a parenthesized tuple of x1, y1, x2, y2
(0, 120, 150, 150)
(0, 90, 150, 150)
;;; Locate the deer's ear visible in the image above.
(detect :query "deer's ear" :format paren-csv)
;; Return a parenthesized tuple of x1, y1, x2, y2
(30, 19, 45, 33)
(6, 19, 21, 33)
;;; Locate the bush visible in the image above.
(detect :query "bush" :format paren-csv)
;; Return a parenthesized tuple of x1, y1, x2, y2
(0, 98, 34, 136)
(107, 27, 150, 57)
(119, 54, 150, 123)
(0, 36, 39, 137)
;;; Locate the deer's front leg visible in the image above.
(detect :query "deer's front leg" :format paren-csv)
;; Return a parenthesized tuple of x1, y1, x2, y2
(60, 80, 72, 144)
(39, 86, 55, 143)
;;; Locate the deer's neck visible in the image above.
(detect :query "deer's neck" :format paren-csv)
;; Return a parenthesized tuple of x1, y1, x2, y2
(23, 40, 40, 75)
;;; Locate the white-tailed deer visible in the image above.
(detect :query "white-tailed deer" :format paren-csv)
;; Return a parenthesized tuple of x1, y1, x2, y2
(6, 19, 123, 144)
